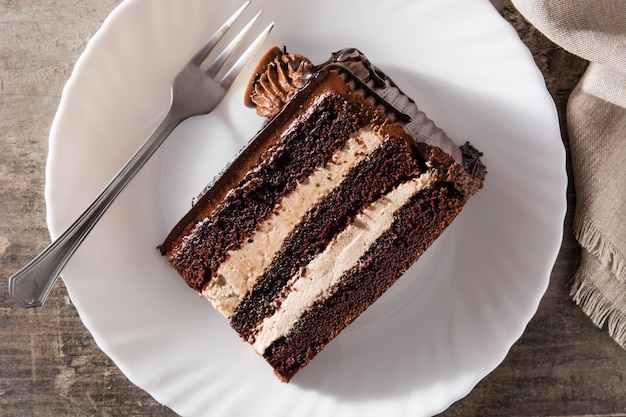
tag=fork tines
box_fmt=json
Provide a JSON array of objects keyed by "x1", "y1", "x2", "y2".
[{"x1": 193, "y1": 2, "x2": 275, "y2": 89}]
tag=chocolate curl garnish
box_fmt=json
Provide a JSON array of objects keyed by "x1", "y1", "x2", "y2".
[{"x1": 460, "y1": 142, "x2": 487, "y2": 181}]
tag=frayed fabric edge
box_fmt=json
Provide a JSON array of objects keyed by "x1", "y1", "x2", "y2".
[
  {"x1": 574, "y1": 213, "x2": 626, "y2": 282},
  {"x1": 571, "y1": 274, "x2": 626, "y2": 349}
]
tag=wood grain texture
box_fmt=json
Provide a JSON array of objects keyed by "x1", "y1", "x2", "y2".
[{"x1": 0, "y1": 1, "x2": 624, "y2": 416}]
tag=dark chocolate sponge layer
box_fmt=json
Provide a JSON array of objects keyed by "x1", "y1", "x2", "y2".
[
  {"x1": 170, "y1": 94, "x2": 363, "y2": 292},
  {"x1": 231, "y1": 135, "x2": 420, "y2": 341},
  {"x1": 263, "y1": 186, "x2": 464, "y2": 382}
]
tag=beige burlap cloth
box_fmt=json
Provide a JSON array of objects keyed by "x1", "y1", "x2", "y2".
[{"x1": 512, "y1": 0, "x2": 626, "y2": 347}]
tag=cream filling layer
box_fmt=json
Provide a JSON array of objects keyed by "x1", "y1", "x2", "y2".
[
  {"x1": 252, "y1": 171, "x2": 435, "y2": 354},
  {"x1": 203, "y1": 127, "x2": 387, "y2": 317}
]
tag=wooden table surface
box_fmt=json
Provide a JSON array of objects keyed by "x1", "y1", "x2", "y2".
[{"x1": 2, "y1": 1, "x2": 625, "y2": 416}]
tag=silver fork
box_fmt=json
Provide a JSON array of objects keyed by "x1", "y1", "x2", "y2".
[{"x1": 8, "y1": 2, "x2": 274, "y2": 308}]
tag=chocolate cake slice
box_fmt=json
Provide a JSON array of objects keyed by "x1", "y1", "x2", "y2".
[{"x1": 160, "y1": 47, "x2": 486, "y2": 382}]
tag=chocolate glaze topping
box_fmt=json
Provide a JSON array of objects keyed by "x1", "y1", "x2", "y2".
[{"x1": 322, "y1": 49, "x2": 412, "y2": 122}]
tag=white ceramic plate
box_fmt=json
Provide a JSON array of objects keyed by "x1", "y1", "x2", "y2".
[{"x1": 45, "y1": 0, "x2": 566, "y2": 416}]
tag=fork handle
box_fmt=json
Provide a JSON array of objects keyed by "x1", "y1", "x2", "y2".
[{"x1": 8, "y1": 104, "x2": 183, "y2": 308}]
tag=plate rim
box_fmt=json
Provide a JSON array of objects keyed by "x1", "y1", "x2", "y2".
[{"x1": 44, "y1": 0, "x2": 566, "y2": 416}]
